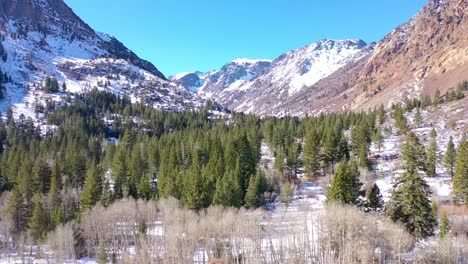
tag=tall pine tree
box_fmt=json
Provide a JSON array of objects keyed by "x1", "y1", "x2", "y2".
[
  {"x1": 365, "y1": 183, "x2": 384, "y2": 212},
  {"x1": 28, "y1": 194, "x2": 48, "y2": 242},
  {"x1": 453, "y1": 140, "x2": 467, "y2": 205},
  {"x1": 443, "y1": 136, "x2": 456, "y2": 179},
  {"x1": 326, "y1": 160, "x2": 362, "y2": 204},
  {"x1": 386, "y1": 132, "x2": 436, "y2": 238}
]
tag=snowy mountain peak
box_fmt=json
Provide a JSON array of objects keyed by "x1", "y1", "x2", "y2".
[
  {"x1": 231, "y1": 58, "x2": 272, "y2": 65},
  {"x1": 209, "y1": 39, "x2": 374, "y2": 115},
  {"x1": 253, "y1": 38, "x2": 370, "y2": 95},
  {"x1": 0, "y1": 0, "x2": 205, "y2": 118},
  {"x1": 170, "y1": 58, "x2": 272, "y2": 97}
]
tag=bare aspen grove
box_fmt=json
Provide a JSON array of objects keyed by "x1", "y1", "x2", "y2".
[{"x1": 0, "y1": 196, "x2": 460, "y2": 263}]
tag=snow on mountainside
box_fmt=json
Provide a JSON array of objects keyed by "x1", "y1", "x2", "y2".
[
  {"x1": 264, "y1": 39, "x2": 368, "y2": 96},
  {"x1": 216, "y1": 39, "x2": 373, "y2": 115},
  {"x1": 170, "y1": 58, "x2": 271, "y2": 98},
  {"x1": 0, "y1": 0, "x2": 203, "y2": 119}
]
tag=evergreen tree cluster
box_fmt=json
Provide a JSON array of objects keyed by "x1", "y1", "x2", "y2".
[
  {"x1": 0, "y1": 86, "x2": 465, "y2": 244},
  {"x1": 0, "y1": 41, "x2": 7, "y2": 62},
  {"x1": 43, "y1": 76, "x2": 60, "y2": 93},
  {"x1": 0, "y1": 68, "x2": 12, "y2": 100}
]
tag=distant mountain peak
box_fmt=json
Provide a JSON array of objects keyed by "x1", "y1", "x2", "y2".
[
  {"x1": 171, "y1": 58, "x2": 272, "y2": 96},
  {"x1": 231, "y1": 58, "x2": 272, "y2": 65}
]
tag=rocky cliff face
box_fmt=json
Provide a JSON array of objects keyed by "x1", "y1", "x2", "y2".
[{"x1": 347, "y1": 0, "x2": 468, "y2": 110}]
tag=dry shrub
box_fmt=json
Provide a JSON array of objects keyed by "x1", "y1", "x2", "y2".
[
  {"x1": 440, "y1": 205, "x2": 468, "y2": 238},
  {"x1": 47, "y1": 223, "x2": 75, "y2": 262},
  {"x1": 314, "y1": 204, "x2": 414, "y2": 264},
  {"x1": 415, "y1": 235, "x2": 468, "y2": 264}
]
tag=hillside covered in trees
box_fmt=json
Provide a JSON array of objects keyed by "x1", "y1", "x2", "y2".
[{"x1": 0, "y1": 83, "x2": 466, "y2": 263}]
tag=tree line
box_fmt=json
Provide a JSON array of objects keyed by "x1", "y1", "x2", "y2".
[{"x1": 0, "y1": 85, "x2": 466, "y2": 247}]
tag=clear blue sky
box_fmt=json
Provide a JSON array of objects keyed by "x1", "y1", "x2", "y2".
[{"x1": 65, "y1": 0, "x2": 427, "y2": 77}]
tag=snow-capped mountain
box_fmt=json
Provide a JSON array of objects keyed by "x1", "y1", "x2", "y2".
[
  {"x1": 170, "y1": 58, "x2": 271, "y2": 98},
  {"x1": 211, "y1": 39, "x2": 374, "y2": 115},
  {"x1": 170, "y1": 71, "x2": 213, "y2": 92},
  {"x1": 216, "y1": 0, "x2": 467, "y2": 116},
  {"x1": 0, "y1": 0, "x2": 204, "y2": 118}
]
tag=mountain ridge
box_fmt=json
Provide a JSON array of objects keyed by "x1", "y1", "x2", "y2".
[
  {"x1": 171, "y1": 0, "x2": 467, "y2": 116},
  {"x1": 0, "y1": 0, "x2": 204, "y2": 118}
]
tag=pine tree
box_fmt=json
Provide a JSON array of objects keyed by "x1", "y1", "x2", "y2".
[
  {"x1": 285, "y1": 142, "x2": 300, "y2": 179},
  {"x1": 183, "y1": 150, "x2": 209, "y2": 210},
  {"x1": 280, "y1": 182, "x2": 293, "y2": 205},
  {"x1": 32, "y1": 159, "x2": 52, "y2": 194},
  {"x1": 303, "y1": 129, "x2": 321, "y2": 178},
  {"x1": 322, "y1": 129, "x2": 339, "y2": 173},
  {"x1": 386, "y1": 132, "x2": 436, "y2": 238},
  {"x1": 443, "y1": 136, "x2": 456, "y2": 179},
  {"x1": 244, "y1": 170, "x2": 267, "y2": 208},
  {"x1": 439, "y1": 211, "x2": 450, "y2": 239},
  {"x1": 213, "y1": 170, "x2": 243, "y2": 208},
  {"x1": 113, "y1": 149, "x2": 129, "y2": 199},
  {"x1": 371, "y1": 128, "x2": 384, "y2": 152},
  {"x1": 358, "y1": 143, "x2": 370, "y2": 168},
  {"x1": 138, "y1": 174, "x2": 153, "y2": 200},
  {"x1": 6, "y1": 187, "x2": 30, "y2": 241},
  {"x1": 351, "y1": 120, "x2": 371, "y2": 168},
  {"x1": 28, "y1": 194, "x2": 48, "y2": 242},
  {"x1": 414, "y1": 108, "x2": 422, "y2": 127},
  {"x1": 129, "y1": 146, "x2": 147, "y2": 192},
  {"x1": 80, "y1": 165, "x2": 101, "y2": 211},
  {"x1": 401, "y1": 132, "x2": 426, "y2": 174},
  {"x1": 274, "y1": 147, "x2": 285, "y2": 175},
  {"x1": 377, "y1": 104, "x2": 385, "y2": 125},
  {"x1": 17, "y1": 158, "x2": 34, "y2": 203},
  {"x1": 326, "y1": 160, "x2": 362, "y2": 204},
  {"x1": 426, "y1": 138, "x2": 438, "y2": 177},
  {"x1": 236, "y1": 134, "x2": 256, "y2": 192},
  {"x1": 52, "y1": 206, "x2": 63, "y2": 228},
  {"x1": 431, "y1": 200, "x2": 438, "y2": 224},
  {"x1": 157, "y1": 147, "x2": 177, "y2": 199},
  {"x1": 453, "y1": 140, "x2": 468, "y2": 205},
  {"x1": 337, "y1": 134, "x2": 350, "y2": 162},
  {"x1": 365, "y1": 183, "x2": 384, "y2": 212},
  {"x1": 70, "y1": 150, "x2": 87, "y2": 189},
  {"x1": 393, "y1": 106, "x2": 408, "y2": 135},
  {"x1": 244, "y1": 176, "x2": 259, "y2": 208}
]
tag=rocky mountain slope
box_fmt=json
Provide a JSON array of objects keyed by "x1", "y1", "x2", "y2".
[
  {"x1": 175, "y1": 0, "x2": 466, "y2": 116},
  {"x1": 170, "y1": 58, "x2": 271, "y2": 97},
  {"x1": 225, "y1": 39, "x2": 375, "y2": 116},
  {"x1": 172, "y1": 39, "x2": 374, "y2": 116},
  {"x1": 348, "y1": 0, "x2": 468, "y2": 111},
  {"x1": 0, "y1": 0, "x2": 203, "y2": 118}
]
